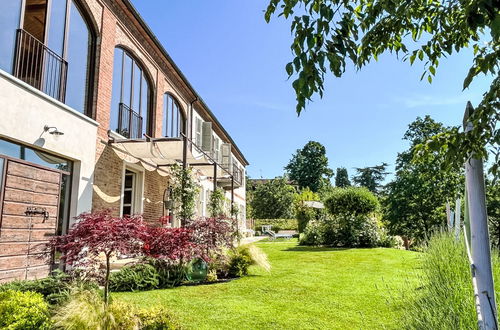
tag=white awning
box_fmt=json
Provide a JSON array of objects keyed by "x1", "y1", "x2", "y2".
[{"x1": 109, "y1": 138, "x2": 218, "y2": 177}]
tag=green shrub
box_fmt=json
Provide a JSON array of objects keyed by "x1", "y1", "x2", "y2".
[
  {"x1": 229, "y1": 247, "x2": 253, "y2": 277},
  {"x1": 0, "y1": 270, "x2": 98, "y2": 305},
  {"x1": 398, "y1": 231, "x2": 486, "y2": 329},
  {"x1": 0, "y1": 290, "x2": 52, "y2": 329},
  {"x1": 300, "y1": 215, "x2": 381, "y2": 247},
  {"x1": 228, "y1": 245, "x2": 271, "y2": 277},
  {"x1": 109, "y1": 263, "x2": 160, "y2": 292},
  {"x1": 148, "y1": 259, "x2": 189, "y2": 288},
  {"x1": 324, "y1": 187, "x2": 379, "y2": 216},
  {"x1": 136, "y1": 307, "x2": 181, "y2": 329},
  {"x1": 0, "y1": 270, "x2": 68, "y2": 305},
  {"x1": 53, "y1": 288, "x2": 139, "y2": 329}
]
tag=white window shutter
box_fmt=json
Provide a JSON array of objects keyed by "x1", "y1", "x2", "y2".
[
  {"x1": 201, "y1": 122, "x2": 213, "y2": 152},
  {"x1": 195, "y1": 118, "x2": 202, "y2": 146},
  {"x1": 221, "y1": 143, "x2": 232, "y2": 171}
]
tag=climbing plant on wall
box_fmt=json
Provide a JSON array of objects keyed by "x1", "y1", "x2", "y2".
[
  {"x1": 170, "y1": 164, "x2": 199, "y2": 222},
  {"x1": 208, "y1": 188, "x2": 226, "y2": 218}
]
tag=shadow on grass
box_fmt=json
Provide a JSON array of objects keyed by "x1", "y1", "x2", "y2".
[{"x1": 284, "y1": 246, "x2": 350, "y2": 252}]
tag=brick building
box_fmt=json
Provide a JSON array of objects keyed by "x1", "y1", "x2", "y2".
[{"x1": 0, "y1": 0, "x2": 248, "y2": 282}]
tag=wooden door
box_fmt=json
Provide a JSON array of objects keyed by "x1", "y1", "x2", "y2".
[{"x1": 0, "y1": 159, "x2": 61, "y2": 283}]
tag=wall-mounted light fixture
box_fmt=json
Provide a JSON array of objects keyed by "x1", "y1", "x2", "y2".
[{"x1": 44, "y1": 125, "x2": 64, "y2": 136}]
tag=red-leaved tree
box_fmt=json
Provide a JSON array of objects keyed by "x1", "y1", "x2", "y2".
[
  {"x1": 47, "y1": 211, "x2": 149, "y2": 304},
  {"x1": 144, "y1": 227, "x2": 200, "y2": 262},
  {"x1": 185, "y1": 218, "x2": 235, "y2": 258}
]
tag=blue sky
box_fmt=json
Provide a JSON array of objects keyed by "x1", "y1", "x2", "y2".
[{"x1": 130, "y1": 0, "x2": 493, "y2": 182}]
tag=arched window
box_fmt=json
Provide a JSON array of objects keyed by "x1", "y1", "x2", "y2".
[
  {"x1": 65, "y1": 1, "x2": 95, "y2": 114},
  {"x1": 163, "y1": 94, "x2": 185, "y2": 138},
  {"x1": 0, "y1": 0, "x2": 95, "y2": 114},
  {"x1": 110, "y1": 47, "x2": 151, "y2": 139}
]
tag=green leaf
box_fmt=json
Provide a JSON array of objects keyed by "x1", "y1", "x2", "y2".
[
  {"x1": 409, "y1": 53, "x2": 416, "y2": 65},
  {"x1": 429, "y1": 66, "x2": 436, "y2": 75},
  {"x1": 286, "y1": 62, "x2": 294, "y2": 76}
]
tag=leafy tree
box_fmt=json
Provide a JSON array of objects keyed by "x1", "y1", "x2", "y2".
[
  {"x1": 352, "y1": 163, "x2": 389, "y2": 194},
  {"x1": 285, "y1": 141, "x2": 333, "y2": 192},
  {"x1": 384, "y1": 116, "x2": 463, "y2": 248},
  {"x1": 47, "y1": 212, "x2": 148, "y2": 304},
  {"x1": 265, "y1": 0, "x2": 499, "y2": 176},
  {"x1": 335, "y1": 167, "x2": 351, "y2": 187},
  {"x1": 250, "y1": 177, "x2": 297, "y2": 219}
]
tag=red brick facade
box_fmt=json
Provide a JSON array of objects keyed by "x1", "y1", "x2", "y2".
[{"x1": 84, "y1": 0, "x2": 247, "y2": 222}]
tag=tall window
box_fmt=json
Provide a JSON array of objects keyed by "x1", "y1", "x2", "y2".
[
  {"x1": 111, "y1": 47, "x2": 151, "y2": 139},
  {"x1": 1, "y1": 0, "x2": 95, "y2": 114},
  {"x1": 163, "y1": 94, "x2": 185, "y2": 138}
]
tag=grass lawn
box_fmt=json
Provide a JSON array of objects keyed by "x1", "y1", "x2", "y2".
[{"x1": 116, "y1": 240, "x2": 420, "y2": 329}]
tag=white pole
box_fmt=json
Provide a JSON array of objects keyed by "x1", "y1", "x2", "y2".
[
  {"x1": 455, "y1": 198, "x2": 461, "y2": 241},
  {"x1": 464, "y1": 101, "x2": 497, "y2": 330}
]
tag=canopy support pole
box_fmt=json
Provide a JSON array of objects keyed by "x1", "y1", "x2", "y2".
[
  {"x1": 181, "y1": 134, "x2": 188, "y2": 227},
  {"x1": 213, "y1": 163, "x2": 217, "y2": 191}
]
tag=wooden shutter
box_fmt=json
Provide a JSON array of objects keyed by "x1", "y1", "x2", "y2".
[
  {"x1": 221, "y1": 143, "x2": 232, "y2": 172},
  {"x1": 201, "y1": 122, "x2": 213, "y2": 152}
]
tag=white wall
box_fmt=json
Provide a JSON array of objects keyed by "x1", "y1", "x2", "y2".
[{"x1": 0, "y1": 70, "x2": 98, "y2": 220}]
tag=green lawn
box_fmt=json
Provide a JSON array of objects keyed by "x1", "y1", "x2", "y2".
[{"x1": 116, "y1": 240, "x2": 420, "y2": 329}]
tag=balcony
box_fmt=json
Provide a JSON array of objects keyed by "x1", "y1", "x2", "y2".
[
  {"x1": 218, "y1": 165, "x2": 243, "y2": 189},
  {"x1": 13, "y1": 29, "x2": 67, "y2": 103},
  {"x1": 117, "y1": 103, "x2": 143, "y2": 139}
]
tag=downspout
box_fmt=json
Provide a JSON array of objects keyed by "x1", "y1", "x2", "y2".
[{"x1": 189, "y1": 97, "x2": 198, "y2": 152}]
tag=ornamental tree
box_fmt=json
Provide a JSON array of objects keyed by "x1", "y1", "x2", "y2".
[
  {"x1": 186, "y1": 217, "x2": 235, "y2": 258},
  {"x1": 47, "y1": 211, "x2": 149, "y2": 304},
  {"x1": 143, "y1": 227, "x2": 199, "y2": 262}
]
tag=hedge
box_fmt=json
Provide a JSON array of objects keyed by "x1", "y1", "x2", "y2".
[{"x1": 253, "y1": 219, "x2": 298, "y2": 232}]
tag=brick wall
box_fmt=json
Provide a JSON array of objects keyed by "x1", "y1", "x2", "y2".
[{"x1": 85, "y1": 0, "x2": 245, "y2": 224}]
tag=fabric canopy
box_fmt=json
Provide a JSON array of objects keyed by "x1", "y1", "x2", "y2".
[{"x1": 109, "y1": 138, "x2": 227, "y2": 178}]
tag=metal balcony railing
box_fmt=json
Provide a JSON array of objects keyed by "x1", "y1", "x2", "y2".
[
  {"x1": 13, "y1": 29, "x2": 67, "y2": 102},
  {"x1": 117, "y1": 103, "x2": 143, "y2": 139}
]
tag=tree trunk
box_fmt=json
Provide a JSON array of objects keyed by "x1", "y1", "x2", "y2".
[
  {"x1": 104, "y1": 253, "x2": 111, "y2": 305},
  {"x1": 402, "y1": 236, "x2": 410, "y2": 250}
]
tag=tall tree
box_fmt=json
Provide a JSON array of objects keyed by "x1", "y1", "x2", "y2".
[
  {"x1": 285, "y1": 141, "x2": 333, "y2": 192},
  {"x1": 384, "y1": 116, "x2": 463, "y2": 247},
  {"x1": 335, "y1": 167, "x2": 351, "y2": 187},
  {"x1": 352, "y1": 163, "x2": 388, "y2": 193},
  {"x1": 250, "y1": 177, "x2": 297, "y2": 219},
  {"x1": 265, "y1": 0, "x2": 499, "y2": 177}
]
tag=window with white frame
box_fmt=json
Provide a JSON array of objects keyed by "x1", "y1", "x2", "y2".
[{"x1": 121, "y1": 168, "x2": 143, "y2": 216}]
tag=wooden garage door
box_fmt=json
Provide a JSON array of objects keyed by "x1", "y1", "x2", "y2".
[{"x1": 0, "y1": 160, "x2": 61, "y2": 283}]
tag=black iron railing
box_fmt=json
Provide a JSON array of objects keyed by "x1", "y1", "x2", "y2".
[
  {"x1": 13, "y1": 29, "x2": 67, "y2": 102},
  {"x1": 117, "y1": 103, "x2": 143, "y2": 139}
]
